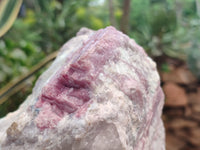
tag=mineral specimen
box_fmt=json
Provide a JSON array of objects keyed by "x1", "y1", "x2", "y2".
[{"x1": 0, "y1": 26, "x2": 165, "y2": 150}]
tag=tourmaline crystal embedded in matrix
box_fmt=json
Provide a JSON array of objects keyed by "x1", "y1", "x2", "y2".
[{"x1": 0, "y1": 26, "x2": 165, "y2": 150}]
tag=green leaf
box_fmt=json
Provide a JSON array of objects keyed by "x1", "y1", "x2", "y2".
[
  {"x1": 9, "y1": 48, "x2": 27, "y2": 61},
  {"x1": 0, "y1": 0, "x2": 23, "y2": 37}
]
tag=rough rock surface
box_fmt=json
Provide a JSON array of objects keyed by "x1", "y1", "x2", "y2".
[{"x1": 0, "y1": 26, "x2": 165, "y2": 150}]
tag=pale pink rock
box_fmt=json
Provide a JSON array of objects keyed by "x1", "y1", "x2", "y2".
[{"x1": 0, "y1": 27, "x2": 165, "y2": 150}]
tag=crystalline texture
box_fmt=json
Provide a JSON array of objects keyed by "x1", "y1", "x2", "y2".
[{"x1": 0, "y1": 27, "x2": 165, "y2": 150}]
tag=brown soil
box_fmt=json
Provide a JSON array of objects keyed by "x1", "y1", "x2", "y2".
[{"x1": 156, "y1": 56, "x2": 200, "y2": 150}]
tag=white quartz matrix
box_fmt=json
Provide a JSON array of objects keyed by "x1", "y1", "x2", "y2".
[{"x1": 0, "y1": 26, "x2": 165, "y2": 150}]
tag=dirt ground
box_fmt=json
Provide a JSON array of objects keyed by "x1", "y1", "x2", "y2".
[{"x1": 155, "y1": 56, "x2": 200, "y2": 150}]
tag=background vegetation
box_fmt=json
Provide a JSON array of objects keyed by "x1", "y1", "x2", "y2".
[{"x1": 0, "y1": 0, "x2": 200, "y2": 117}]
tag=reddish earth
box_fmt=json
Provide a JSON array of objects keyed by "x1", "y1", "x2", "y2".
[{"x1": 156, "y1": 56, "x2": 200, "y2": 150}]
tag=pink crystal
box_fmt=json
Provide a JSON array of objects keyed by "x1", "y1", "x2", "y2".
[{"x1": 0, "y1": 27, "x2": 165, "y2": 150}]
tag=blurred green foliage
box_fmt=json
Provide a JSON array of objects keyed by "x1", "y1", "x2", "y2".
[
  {"x1": 0, "y1": 18, "x2": 44, "y2": 88},
  {"x1": 188, "y1": 47, "x2": 200, "y2": 79},
  {"x1": 0, "y1": 0, "x2": 108, "y2": 88},
  {"x1": 187, "y1": 18, "x2": 200, "y2": 79},
  {"x1": 0, "y1": 0, "x2": 200, "y2": 116}
]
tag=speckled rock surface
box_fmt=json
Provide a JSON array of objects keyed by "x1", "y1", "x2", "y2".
[{"x1": 0, "y1": 26, "x2": 165, "y2": 150}]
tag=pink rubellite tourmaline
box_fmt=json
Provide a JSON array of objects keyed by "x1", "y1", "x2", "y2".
[{"x1": 0, "y1": 26, "x2": 165, "y2": 150}]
